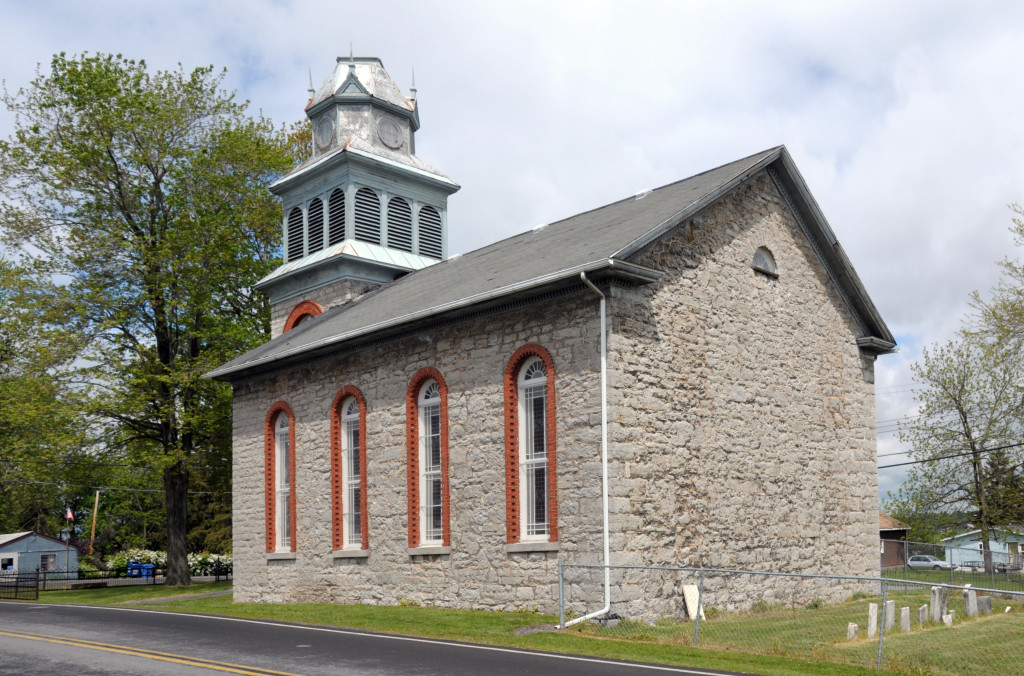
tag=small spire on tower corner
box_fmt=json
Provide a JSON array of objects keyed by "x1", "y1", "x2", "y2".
[{"x1": 307, "y1": 68, "x2": 315, "y2": 97}]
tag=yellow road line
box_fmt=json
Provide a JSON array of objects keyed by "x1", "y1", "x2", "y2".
[{"x1": 0, "y1": 629, "x2": 304, "y2": 676}]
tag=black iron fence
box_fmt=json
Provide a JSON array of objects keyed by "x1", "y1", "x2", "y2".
[{"x1": 0, "y1": 572, "x2": 39, "y2": 600}]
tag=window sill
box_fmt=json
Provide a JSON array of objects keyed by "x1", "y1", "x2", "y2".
[
  {"x1": 333, "y1": 549, "x2": 369, "y2": 559},
  {"x1": 505, "y1": 541, "x2": 559, "y2": 553},
  {"x1": 408, "y1": 546, "x2": 451, "y2": 557},
  {"x1": 266, "y1": 552, "x2": 296, "y2": 561}
]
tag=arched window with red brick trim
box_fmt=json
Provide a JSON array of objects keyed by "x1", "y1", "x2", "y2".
[
  {"x1": 406, "y1": 368, "x2": 449, "y2": 548},
  {"x1": 504, "y1": 345, "x2": 558, "y2": 543},
  {"x1": 283, "y1": 300, "x2": 324, "y2": 333},
  {"x1": 330, "y1": 386, "x2": 368, "y2": 551},
  {"x1": 264, "y1": 402, "x2": 297, "y2": 553}
]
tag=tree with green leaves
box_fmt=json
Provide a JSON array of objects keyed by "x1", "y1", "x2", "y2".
[
  {"x1": 889, "y1": 333, "x2": 1024, "y2": 572},
  {"x1": 0, "y1": 53, "x2": 293, "y2": 583},
  {"x1": 0, "y1": 258, "x2": 96, "y2": 537}
]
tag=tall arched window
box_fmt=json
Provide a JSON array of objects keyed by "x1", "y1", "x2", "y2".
[
  {"x1": 504, "y1": 345, "x2": 558, "y2": 543},
  {"x1": 264, "y1": 403, "x2": 297, "y2": 553},
  {"x1": 331, "y1": 387, "x2": 368, "y2": 551},
  {"x1": 406, "y1": 368, "x2": 449, "y2": 548}
]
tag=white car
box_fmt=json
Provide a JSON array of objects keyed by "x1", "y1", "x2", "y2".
[{"x1": 907, "y1": 555, "x2": 956, "y2": 571}]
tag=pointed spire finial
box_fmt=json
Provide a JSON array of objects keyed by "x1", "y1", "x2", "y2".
[
  {"x1": 411, "y1": 67, "x2": 417, "y2": 92},
  {"x1": 307, "y1": 68, "x2": 315, "y2": 97},
  {"x1": 349, "y1": 42, "x2": 353, "y2": 62}
]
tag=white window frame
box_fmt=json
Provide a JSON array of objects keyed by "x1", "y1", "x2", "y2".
[
  {"x1": 39, "y1": 553, "x2": 57, "y2": 572},
  {"x1": 418, "y1": 380, "x2": 443, "y2": 545},
  {"x1": 341, "y1": 397, "x2": 362, "y2": 549},
  {"x1": 274, "y1": 413, "x2": 292, "y2": 552},
  {"x1": 518, "y1": 357, "x2": 549, "y2": 540}
]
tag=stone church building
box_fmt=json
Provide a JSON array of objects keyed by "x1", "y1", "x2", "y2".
[{"x1": 209, "y1": 56, "x2": 895, "y2": 611}]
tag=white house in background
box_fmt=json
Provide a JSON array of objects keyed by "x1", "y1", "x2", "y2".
[
  {"x1": 0, "y1": 531, "x2": 77, "y2": 572},
  {"x1": 942, "y1": 529, "x2": 1024, "y2": 568}
]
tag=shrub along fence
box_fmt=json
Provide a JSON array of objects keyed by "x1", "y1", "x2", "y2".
[{"x1": 558, "y1": 562, "x2": 1024, "y2": 675}]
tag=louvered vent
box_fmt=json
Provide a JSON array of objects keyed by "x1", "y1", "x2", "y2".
[
  {"x1": 387, "y1": 197, "x2": 413, "y2": 252},
  {"x1": 286, "y1": 207, "x2": 304, "y2": 262},
  {"x1": 328, "y1": 189, "x2": 346, "y2": 245},
  {"x1": 354, "y1": 188, "x2": 381, "y2": 245},
  {"x1": 418, "y1": 206, "x2": 443, "y2": 259},
  {"x1": 307, "y1": 198, "x2": 324, "y2": 254}
]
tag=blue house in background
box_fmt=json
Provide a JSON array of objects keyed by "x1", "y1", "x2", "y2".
[
  {"x1": 0, "y1": 532, "x2": 77, "y2": 572},
  {"x1": 942, "y1": 528, "x2": 1024, "y2": 569}
]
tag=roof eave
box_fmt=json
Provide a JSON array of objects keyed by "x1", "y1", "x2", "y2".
[
  {"x1": 770, "y1": 149, "x2": 897, "y2": 350},
  {"x1": 270, "y1": 146, "x2": 458, "y2": 195},
  {"x1": 206, "y1": 258, "x2": 661, "y2": 382}
]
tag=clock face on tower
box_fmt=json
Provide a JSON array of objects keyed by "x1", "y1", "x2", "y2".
[
  {"x1": 314, "y1": 114, "x2": 335, "y2": 151},
  {"x1": 377, "y1": 117, "x2": 404, "y2": 150}
]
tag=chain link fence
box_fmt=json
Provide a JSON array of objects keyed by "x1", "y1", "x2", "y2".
[
  {"x1": 558, "y1": 563, "x2": 1024, "y2": 675},
  {"x1": 882, "y1": 539, "x2": 1024, "y2": 591}
]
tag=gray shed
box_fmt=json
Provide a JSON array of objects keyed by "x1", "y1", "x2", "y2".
[{"x1": 0, "y1": 531, "x2": 78, "y2": 572}]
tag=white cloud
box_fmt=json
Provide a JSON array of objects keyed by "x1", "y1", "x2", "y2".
[{"x1": 4, "y1": 0, "x2": 1024, "y2": 505}]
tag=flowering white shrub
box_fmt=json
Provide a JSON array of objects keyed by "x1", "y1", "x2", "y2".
[{"x1": 109, "y1": 550, "x2": 231, "y2": 575}]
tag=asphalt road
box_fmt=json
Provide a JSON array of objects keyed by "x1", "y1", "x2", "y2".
[{"x1": 0, "y1": 602, "x2": 752, "y2": 675}]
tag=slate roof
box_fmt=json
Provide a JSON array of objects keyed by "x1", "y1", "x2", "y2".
[{"x1": 208, "y1": 146, "x2": 895, "y2": 381}]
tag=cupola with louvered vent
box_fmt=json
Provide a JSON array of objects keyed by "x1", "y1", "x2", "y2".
[{"x1": 256, "y1": 55, "x2": 460, "y2": 337}]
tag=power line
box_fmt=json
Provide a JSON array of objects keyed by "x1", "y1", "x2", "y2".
[{"x1": 878, "y1": 440, "x2": 1024, "y2": 470}]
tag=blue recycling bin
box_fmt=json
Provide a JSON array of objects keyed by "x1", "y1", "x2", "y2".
[{"x1": 141, "y1": 563, "x2": 154, "y2": 578}]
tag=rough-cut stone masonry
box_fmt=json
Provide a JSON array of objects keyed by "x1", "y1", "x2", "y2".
[
  {"x1": 234, "y1": 169, "x2": 881, "y2": 615},
  {"x1": 605, "y1": 172, "x2": 878, "y2": 615},
  {"x1": 234, "y1": 293, "x2": 605, "y2": 610},
  {"x1": 270, "y1": 278, "x2": 380, "y2": 337}
]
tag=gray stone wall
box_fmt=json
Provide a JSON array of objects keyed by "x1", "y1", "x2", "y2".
[
  {"x1": 269, "y1": 278, "x2": 380, "y2": 337},
  {"x1": 605, "y1": 171, "x2": 879, "y2": 612},
  {"x1": 234, "y1": 292, "x2": 607, "y2": 610},
  {"x1": 234, "y1": 170, "x2": 882, "y2": 614}
]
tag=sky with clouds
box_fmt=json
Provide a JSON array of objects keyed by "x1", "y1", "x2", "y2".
[{"x1": 2, "y1": 0, "x2": 1023, "y2": 502}]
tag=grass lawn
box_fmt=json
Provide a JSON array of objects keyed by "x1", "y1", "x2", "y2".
[
  {"x1": 26, "y1": 581, "x2": 887, "y2": 675},
  {"x1": 33, "y1": 581, "x2": 1024, "y2": 675}
]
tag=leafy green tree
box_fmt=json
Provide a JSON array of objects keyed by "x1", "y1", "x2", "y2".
[
  {"x1": 0, "y1": 258, "x2": 98, "y2": 538},
  {"x1": 0, "y1": 53, "x2": 293, "y2": 583},
  {"x1": 889, "y1": 333, "x2": 1024, "y2": 572}
]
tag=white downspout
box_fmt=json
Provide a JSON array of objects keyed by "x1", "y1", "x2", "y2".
[{"x1": 563, "y1": 271, "x2": 610, "y2": 627}]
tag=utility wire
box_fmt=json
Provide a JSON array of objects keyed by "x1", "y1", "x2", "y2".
[{"x1": 878, "y1": 440, "x2": 1024, "y2": 469}]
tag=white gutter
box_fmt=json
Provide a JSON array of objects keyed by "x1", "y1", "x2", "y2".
[{"x1": 562, "y1": 271, "x2": 610, "y2": 627}]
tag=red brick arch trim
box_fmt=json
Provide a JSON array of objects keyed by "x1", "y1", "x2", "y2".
[
  {"x1": 406, "y1": 367, "x2": 450, "y2": 549},
  {"x1": 283, "y1": 300, "x2": 324, "y2": 333},
  {"x1": 504, "y1": 344, "x2": 558, "y2": 543},
  {"x1": 264, "y1": 401, "x2": 297, "y2": 553},
  {"x1": 330, "y1": 386, "x2": 369, "y2": 551}
]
